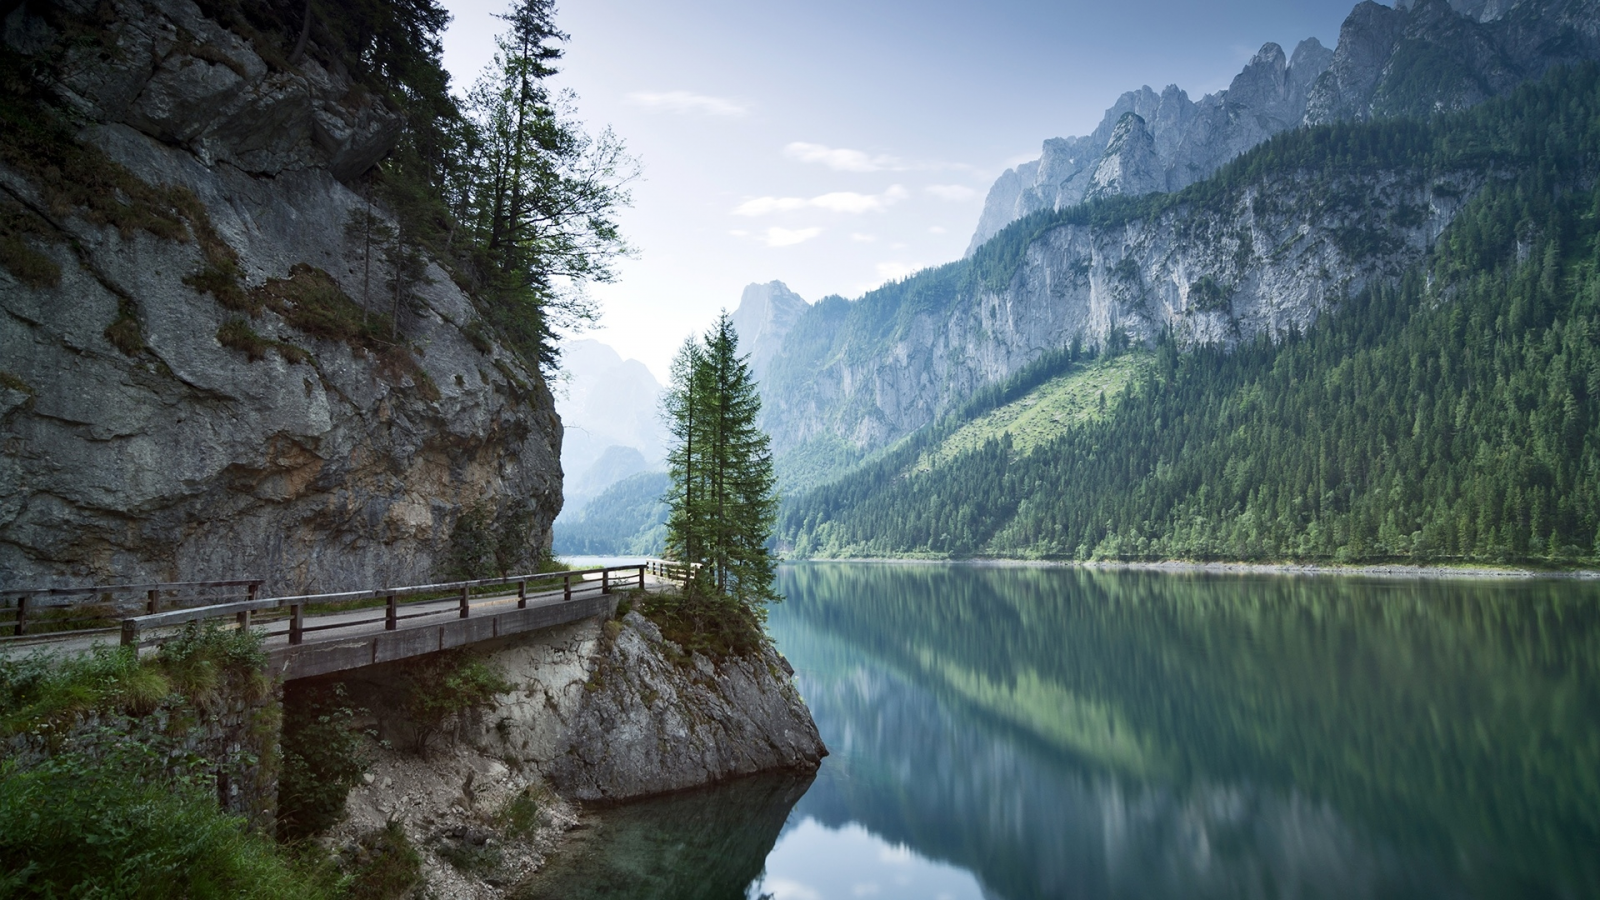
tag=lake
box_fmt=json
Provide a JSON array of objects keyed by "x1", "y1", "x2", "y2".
[{"x1": 522, "y1": 563, "x2": 1600, "y2": 900}]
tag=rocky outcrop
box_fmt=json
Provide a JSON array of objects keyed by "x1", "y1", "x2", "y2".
[
  {"x1": 347, "y1": 611, "x2": 825, "y2": 805},
  {"x1": 0, "y1": 0, "x2": 561, "y2": 592},
  {"x1": 728, "y1": 280, "x2": 810, "y2": 384},
  {"x1": 500, "y1": 612, "x2": 823, "y2": 802},
  {"x1": 1086, "y1": 114, "x2": 1163, "y2": 201}
]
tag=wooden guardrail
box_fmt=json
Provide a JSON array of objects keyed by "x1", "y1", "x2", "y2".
[
  {"x1": 113, "y1": 560, "x2": 692, "y2": 648},
  {"x1": 2, "y1": 580, "x2": 264, "y2": 640}
]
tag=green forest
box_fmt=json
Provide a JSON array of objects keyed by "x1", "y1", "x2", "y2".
[{"x1": 780, "y1": 65, "x2": 1600, "y2": 566}]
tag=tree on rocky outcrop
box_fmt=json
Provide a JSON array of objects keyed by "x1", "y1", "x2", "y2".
[{"x1": 664, "y1": 314, "x2": 781, "y2": 629}]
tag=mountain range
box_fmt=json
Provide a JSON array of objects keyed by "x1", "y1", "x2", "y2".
[{"x1": 733, "y1": 0, "x2": 1600, "y2": 563}]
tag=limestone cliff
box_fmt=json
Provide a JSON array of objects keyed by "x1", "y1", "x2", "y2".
[
  {"x1": 968, "y1": 0, "x2": 1600, "y2": 252},
  {"x1": 967, "y1": 39, "x2": 1333, "y2": 252},
  {"x1": 762, "y1": 162, "x2": 1479, "y2": 455},
  {"x1": 0, "y1": 0, "x2": 561, "y2": 592}
]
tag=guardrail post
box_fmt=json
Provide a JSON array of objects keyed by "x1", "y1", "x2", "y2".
[
  {"x1": 147, "y1": 588, "x2": 160, "y2": 615},
  {"x1": 121, "y1": 618, "x2": 138, "y2": 647},
  {"x1": 460, "y1": 585, "x2": 470, "y2": 619},
  {"x1": 517, "y1": 580, "x2": 527, "y2": 609},
  {"x1": 236, "y1": 583, "x2": 257, "y2": 630},
  {"x1": 564, "y1": 574, "x2": 571, "y2": 602},
  {"x1": 637, "y1": 565, "x2": 645, "y2": 590},
  {"x1": 385, "y1": 594, "x2": 397, "y2": 630},
  {"x1": 14, "y1": 596, "x2": 25, "y2": 636},
  {"x1": 602, "y1": 569, "x2": 610, "y2": 595},
  {"x1": 290, "y1": 604, "x2": 303, "y2": 645}
]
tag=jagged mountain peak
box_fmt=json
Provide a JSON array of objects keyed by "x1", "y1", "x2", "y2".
[{"x1": 730, "y1": 281, "x2": 809, "y2": 382}]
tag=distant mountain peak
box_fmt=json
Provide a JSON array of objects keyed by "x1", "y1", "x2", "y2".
[{"x1": 730, "y1": 281, "x2": 809, "y2": 381}]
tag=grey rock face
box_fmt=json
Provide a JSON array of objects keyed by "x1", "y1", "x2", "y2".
[
  {"x1": 473, "y1": 614, "x2": 825, "y2": 803},
  {"x1": 967, "y1": 40, "x2": 1333, "y2": 253},
  {"x1": 36, "y1": 0, "x2": 401, "y2": 180},
  {"x1": 729, "y1": 281, "x2": 810, "y2": 384},
  {"x1": 0, "y1": 0, "x2": 560, "y2": 592},
  {"x1": 1087, "y1": 114, "x2": 1163, "y2": 201},
  {"x1": 1305, "y1": 0, "x2": 1600, "y2": 124},
  {"x1": 762, "y1": 165, "x2": 1480, "y2": 455}
]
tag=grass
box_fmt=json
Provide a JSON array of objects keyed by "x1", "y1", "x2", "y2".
[
  {"x1": 0, "y1": 624, "x2": 331, "y2": 898},
  {"x1": 916, "y1": 352, "x2": 1153, "y2": 471},
  {"x1": 0, "y1": 755, "x2": 341, "y2": 900},
  {"x1": 217, "y1": 318, "x2": 310, "y2": 364},
  {"x1": 0, "y1": 622, "x2": 267, "y2": 738},
  {"x1": 343, "y1": 822, "x2": 423, "y2": 900}
]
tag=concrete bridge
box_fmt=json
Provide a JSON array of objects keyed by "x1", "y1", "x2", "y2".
[{"x1": 2, "y1": 562, "x2": 689, "y2": 680}]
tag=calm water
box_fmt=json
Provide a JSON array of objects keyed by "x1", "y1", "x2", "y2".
[{"x1": 522, "y1": 563, "x2": 1600, "y2": 900}]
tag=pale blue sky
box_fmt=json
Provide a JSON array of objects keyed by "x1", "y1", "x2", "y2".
[{"x1": 440, "y1": 0, "x2": 1368, "y2": 379}]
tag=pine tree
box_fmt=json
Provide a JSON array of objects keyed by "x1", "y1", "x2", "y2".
[{"x1": 664, "y1": 313, "x2": 780, "y2": 620}]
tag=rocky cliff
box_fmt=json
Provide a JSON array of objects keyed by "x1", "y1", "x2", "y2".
[
  {"x1": 728, "y1": 280, "x2": 810, "y2": 384},
  {"x1": 0, "y1": 0, "x2": 561, "y2": 592},
  {"x1": 763, "y1": 160, "x2": 1479, "y2": 455},
  {"x1": 968, "y1": 0, "x2": 1600, "y2": 252},
  {"x1": 331, "y1": 609, "x2": 825, "y2": 895},
  {"x1": 967, "y1": 38, "x2": 1333, "y2": 252}
]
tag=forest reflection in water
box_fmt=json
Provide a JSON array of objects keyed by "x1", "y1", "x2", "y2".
[{"x1": 522, "y1": 564, "x2": 1600, "y2": 900}]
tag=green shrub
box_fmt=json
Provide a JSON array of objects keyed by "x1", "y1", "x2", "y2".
[
  {"x1": 0, "y1": 749, "x2": 337, "y2": 899},
  {"x1": 400, "y1": 650, "x2": 511, "y2": 754},
  {"x1": 343, "y1": 821, "x2": 422, "y2": 900},
  {"x1": 278, "y1": 683, "x2": 369, "y2": 840}
]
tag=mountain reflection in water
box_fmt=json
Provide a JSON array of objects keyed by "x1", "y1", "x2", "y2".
[{"x1": 522, "y1": 564, "x2": 1600, "y2": 900}]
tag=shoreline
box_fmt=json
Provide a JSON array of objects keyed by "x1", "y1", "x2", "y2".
[{"x1": 781, "y1": 556, "x2": 1600, "y2": 580}]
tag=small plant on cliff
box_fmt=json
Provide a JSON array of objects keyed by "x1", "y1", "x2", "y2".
[
  {"x1": 278, "y1": 683, "x2": 370, "y2": 840},
  {"x1": 399, "y1": 650, "x2": 512, "y2": 755}
]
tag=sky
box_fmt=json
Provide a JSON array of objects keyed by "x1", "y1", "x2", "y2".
[{"x1": 439, "y1": 0, "x2": 1370, "y2": 381}]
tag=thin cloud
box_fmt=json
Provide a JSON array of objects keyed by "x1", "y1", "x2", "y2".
[
  {"x1": 850, "y1": 232, "x2": 878, "y2": 242},
  {"x1": 876, "y1": 261, "x2": 921, "y2": 281},
  {"x1": 926, "y1": 183, "x2": 978, "y2": 201},
  {"x1": 764, "y1": 226, "x2": 823, "y2": 247},
  {"x1": 734, "y1": 185, "x2": 906, "y2": 217},
  {"x1": 784, "y1": 141, "x2": 904, "y2": 172},
  {"x1": 626, "y1": 90, "x2": 747, "y2": 116}
]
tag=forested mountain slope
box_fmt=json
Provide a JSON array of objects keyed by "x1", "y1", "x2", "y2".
[
  {"x1": 759, "y1": 0, "x2": 1600, "y2": 482},
  {"x1": 780, "y1": 66, "x2": 1600, "y2": 565}
]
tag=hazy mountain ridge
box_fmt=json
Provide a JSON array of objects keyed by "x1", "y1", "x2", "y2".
[{"x1": 969, "y1": 0, "x2": 1600, "y2": 252}]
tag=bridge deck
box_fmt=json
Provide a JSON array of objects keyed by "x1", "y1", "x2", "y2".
[{"x1": 3, "y1": 565, "x2": 682, "y2": 680}]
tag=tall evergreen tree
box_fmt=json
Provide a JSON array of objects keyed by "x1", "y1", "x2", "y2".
[
  {"x1": 458, "y1": 0, "x2": 635, "y2": 372},
  {"x1": 664, "y1": 314, "x2": 780, "y2": 616}
]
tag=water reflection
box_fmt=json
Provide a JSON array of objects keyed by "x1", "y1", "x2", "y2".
[
  {"x1": 517, "y1": 771, "x2": 813, "y2": 900},
  {"x1": 520, "y1": 565, "x2": 1600, "y2": 899},
  {"x1": 771, "y1": 564, "x2": 1600, "y2": 900}
]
